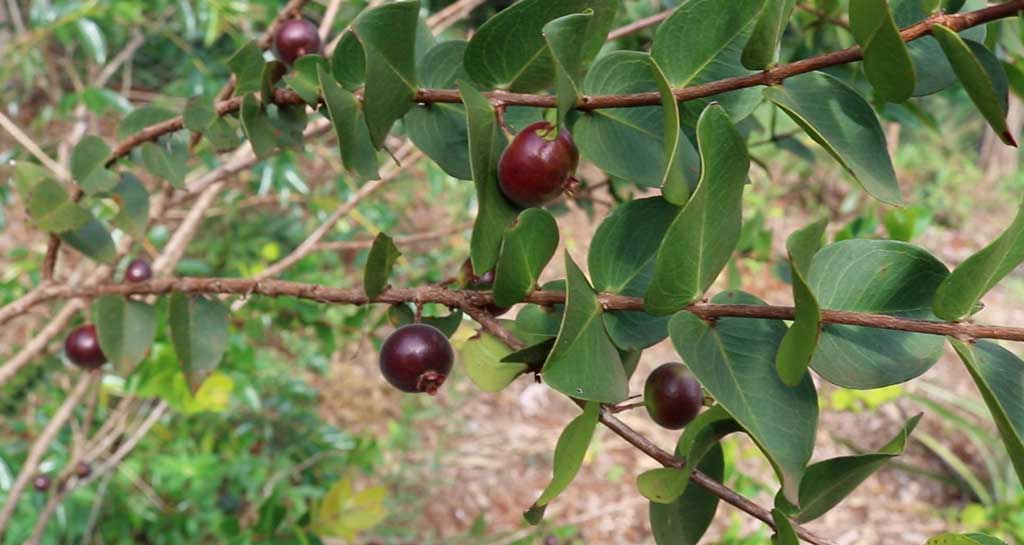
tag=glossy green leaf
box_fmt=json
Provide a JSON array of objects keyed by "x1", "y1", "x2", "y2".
[
  {"x1": 764, "y1": 72, "x2": 902, "y2": 205},
  {"x1": 283, "y1": 55, "x2": 327, "y2": 107},
  {"x1": 502, "y1": 338, "x2": 556, "y2": 366},
  {"x1": 75, "y1": 18, "x2": 107, "y2": 64},
  {"x1": 742, "y1": 0, "x2": 796, "y2": 70},
  {"x1": 543, "y1": 11, "x2": 593, "y2": 124},
  {"x1": 92, "y1": 295, "x2": 157, "y2": 375},
  {"x1": 269, "y1": 102, "x2": 307, "y2": 152},
  {"x1": 525, "y1": 401, "x2": 600, "y2": 522},
  {"x1": 776, "y1": 217, "x2": 827, "y2": 386},
  {"x1": 669, "y1": 291, "x2": 818, "y2": 503},
  {"x1": 907, "y1": 30, "x2": 983, "y2": 96},
  {"x1": 950, "y1": 339, "x2": 1024, "y2": 489},
  {"x1": 688, "y1": 403, "x2": 745, "y2": 460},
  {"x1": 183, "y1": 96, "x2": 217, "y2": 133},
  {"x1": 464, "y1": 0, "x2": 617, "y2": 93},
  {"x1": 61, "y1": 218, "x2": 116, "y2": 264},
  {"x1": 493, "y1": 209, "x2": 559, "y2": 307},
  {"x1": 645, "y1": 104, "x2": 749, "y2": 315},
  {"x1": 932, "y1": 25, "x2": 1015, "y2": 146},
  {"x1": 9, "y1": 161, "x2": 50, "y2": 198},
  {"x1": 649, "y1": 444, "x2": 724, "y2": 545},
  {"x1": 259, "y1": 60, "x2": 287, "y2": 107},
  {"x1": 771, "y1": 510, "x2": 799, "y2": 545},
  {"x1": 638, "y1": 468, "x2": 689, "y2": 505},
  {"x1": 459, "y1": 82, "x2": 519, "y2": 274},
  {"x1": 515, "y1": 299, "x2": 564, "y2": 346},
  {"x1": 110, "y1": 173, "x2": 149, "y2": 238},
  {"x1": 363, "y1": 233, "x2": 401, "y2": 299},
  {"x1": 809, "y1": 239, "x2": 948, "y2": 388},
  {"x1": 926, "y1": 533, "x2": 1009, "y2": 545},
  {"x1": 169, "y1": 293, "x2": 230, "y2": 392},
  {"x1": 573, "y1": 51, "x2": 700, "y2": 189},
  {"x1": 240, "y1": 94, "x2": 277, "y2": 158},
  {"x1": 205, "y1": 117, "x2": 241, "y2": 151},
  {"x1": 783, "y1": 414, "x2": 920, "y2": 521},
  {"x1": 850, "y1": 0, "x2": 916, "y2": 102},
  {"x1": 651, "y1": 0, "x2": 764, "y2": 124},
  {"x1": 26, "y1": 178, "x2": 92, "y2": 233},
  {"x1": 542, "y1": 252, "x2": 629, "y2": 403},
  {"x1": 640, "y1": 406, "x2": 743, "y2": 504},
  {"x1": 71, "y1": 135, "x2": 117, "y2": 194},
  {"x1": 649, "y1": 57, "x2": 688, "y2": 204},
  {"x1": 589, "y1": 197, "x2": 677, "y2": 349},
  {"x1": 934, "y1": 200, "x2": 1024, "y2": 320},
  {"x1": 461, "y1": 333, "x2": 528, "y2": 392},
  {"x1": 406, "y1": 41, "x2": 473, "y2": 180},
  {"x1": 226, "y1": 40, "x2": 265, "y2": 95},
  {"x1": 140, "y1": 139, "x2": 187, "y2": 189},
  {"x1": 331, "y1": 31, "x2": 365, "y2": 91},
  {"x1": 353, "y1": 1, "x2": 420, "y2": 148},
  {"x1": 319, "y1": 66, "x2": 379, "y2": 181}
]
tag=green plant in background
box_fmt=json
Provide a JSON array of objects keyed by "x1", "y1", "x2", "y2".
[{"x1": 3, "y1": 0, "x2": 1024, "y2": 544}]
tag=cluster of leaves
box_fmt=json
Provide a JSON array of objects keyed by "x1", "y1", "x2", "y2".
[{"x1": 7, "y1": 0, "x2": 1024, "y2": 543}]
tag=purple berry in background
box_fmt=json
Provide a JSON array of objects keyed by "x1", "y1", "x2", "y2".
[
  {"x1": 64, "y1": 324, "x2": 106, "y2": 369},
  {"x1": 124, "y1": 258, "x2": 153, "y2": 283}
]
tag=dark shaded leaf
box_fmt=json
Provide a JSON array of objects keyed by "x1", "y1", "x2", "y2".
[{"x1": 363, "y1": 233, "x2": 401, "y2": 299}]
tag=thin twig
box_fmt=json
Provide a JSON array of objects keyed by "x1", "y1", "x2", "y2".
[
  {"x1": 103, "y1": 0, "x2": 1024, "y2": 166},
  {"x1": 795, "y1": 3, "x2": 851, "y2": 29},
  {"x1": 0, "y1": 373, "x2": 95, "y2": 535},
  {"x1": 313, "y1": 221, "x2": 472, "y2": 252},
  {"x1": 607, "y1": 9, "x2": 673, "y2": 41},
  {"x1": 597, "y1": 410, "x2": 835, "y2": 545},
  {"x1": 13, "y1": 280, "x2": 1024, "y2": 342},
  {"x1": 0, "y1": 116, "x2": 69, "y2": 180}
]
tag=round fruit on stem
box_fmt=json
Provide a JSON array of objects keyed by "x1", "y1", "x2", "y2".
[
  {"x1": 497, "y1": 121, "x2": 579, "y2": 208},
  {"x1": 64, "y1": 324, "x2": 106, "y2": 370},
  {"x1": 124, "y1": 258, "x2": 153, "y2": 283},
  {"x1": 379, "y1": 324, "x2": 454, "y2": 395},
  {"x1": 32, "y1": 475, "x2": 51, "y2": 492},
  {"x1": 273, "y1": 18, "x2": 321, "y2": 65},
  {"x1": 643, "y1": 362, "x2": 703, "y2": 430},
  {"x1": 74, "y1": 462, "x2": 91, "y2": 479}
]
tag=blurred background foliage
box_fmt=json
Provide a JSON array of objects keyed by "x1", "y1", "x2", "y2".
[{"x1": 2, "y1": 0, "x2": 1024, "y2": 544}]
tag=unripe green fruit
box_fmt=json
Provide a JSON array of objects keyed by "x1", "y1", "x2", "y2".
[{"x1": 644, "y1": 362, "x2": 702, "y2": 430}]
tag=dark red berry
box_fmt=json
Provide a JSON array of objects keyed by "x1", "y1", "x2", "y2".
[
  {"x1": 32, "y1": 475, "x2": 51, "y2": 492},
  {"x1": 74, "y1": 462, "x2": 91, "y2": 479},
  {"x1": 498, "y1": 121, "x2": 579, "y2": 208},
  {"x1": 273, "y1": 18, "x2": 321, "y2": 65},
  {"x1": 124, "y1": 258, "x2": 153, "y2": 283},
  {"x1": 379, "y1": 324, "x2": 454, "y2": 395},
  {"x1": 64, "y1": 325, "x2": 106, "y2": 369},
  {"x1": 644, "y1": 363, "x2": 703, "y2": 430},
  {"x1": 457, "y1": 258, "x2": 509, "y2": 317}
]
